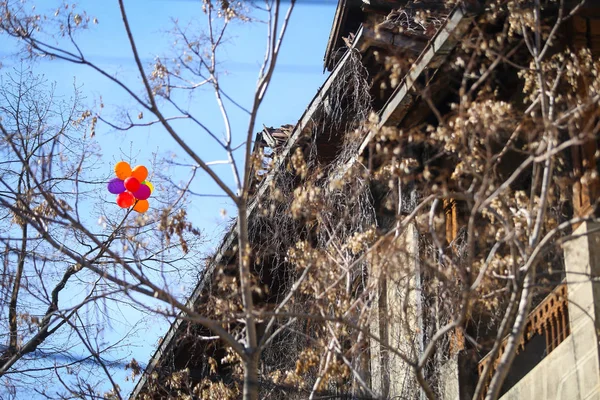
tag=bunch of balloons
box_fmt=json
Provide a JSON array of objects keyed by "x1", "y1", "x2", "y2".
[{"x1": 107, "y1": 161, "x2": 154, "y2": 213}]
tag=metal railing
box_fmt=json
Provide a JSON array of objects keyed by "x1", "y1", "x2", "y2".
[{"x1": 477, "y1": 284, "x2": 569, "y2": 397}]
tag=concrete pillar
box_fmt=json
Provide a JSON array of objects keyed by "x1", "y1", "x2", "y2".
[
  {"x1": 438, "y1": 355, "x2": 460, "y2": 400},
  {"x1": 369, "y1": 223, "x2": 421, "y2": 399},
  {"x1": 562, "y1": 221, "x2": 600, "y2": 398}
]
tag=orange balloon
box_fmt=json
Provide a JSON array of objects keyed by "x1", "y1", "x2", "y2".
[
  {"x1": 131, "y1": 165, "x2": 148, "y2": 182},
  {"x1": 133, "y1": 199, "x2": 149, "y2": 213},
  {"x1": 114, "y1": 161, "x2": 132, "y2": 180}
]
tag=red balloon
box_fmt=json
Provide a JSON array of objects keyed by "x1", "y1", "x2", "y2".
[
  {"x1": 116, "y1": 192, "x2": 135, "y2": 208},
  {"x1": 124, "y1": 177, "x2": 140, "y2": 192}
]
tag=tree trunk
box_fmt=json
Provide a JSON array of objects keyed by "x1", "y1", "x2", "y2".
[
  {"x1": 243, "y1": 351, "x2": 260, "y2": 400},
  {"x1": 238, "y1": 200, "x2": 260, "y2": 400}
]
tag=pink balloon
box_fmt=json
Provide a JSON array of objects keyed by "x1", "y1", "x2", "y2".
[{"x1": 133, "y1": 184, "x2": 151, "y2": 200}]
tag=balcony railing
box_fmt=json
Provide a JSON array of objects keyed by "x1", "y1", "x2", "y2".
[{"x1": 477, "y1": 284, "x2": 569, "y2": 397}]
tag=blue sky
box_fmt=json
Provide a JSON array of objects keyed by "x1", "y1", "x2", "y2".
[
  {"x1": 0, "y1": 0, "x2": 337, "y2": 230},
  {"x1": 1, "y1": 0, "x2": 338, "y2": 397}
]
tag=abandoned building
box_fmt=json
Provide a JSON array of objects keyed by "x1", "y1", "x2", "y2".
[{"x1": 131, "y1": 0, "x2": 600, "y2": 399}]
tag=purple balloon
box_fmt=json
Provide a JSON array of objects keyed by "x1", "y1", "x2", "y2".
[
  {"x1": 133, "y1": 184, "x2": 151, "y2": 200},
  {"x1": 107, "y1": 178, "x2": 125, "y2": 194}
]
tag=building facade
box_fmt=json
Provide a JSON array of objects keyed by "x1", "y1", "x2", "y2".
[{"x1": 132, "y1": 1, "x2": 600, "y2": 399}]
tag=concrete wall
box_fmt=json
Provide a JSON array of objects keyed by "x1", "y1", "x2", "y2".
[
  {"x1": 499, "y1": 328, "x2": 599, "y2": 400},
  {"x1": 500, "y1": 222, "x2": 600, "y2": 400}
]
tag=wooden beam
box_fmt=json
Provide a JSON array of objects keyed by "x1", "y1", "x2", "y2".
[
  {"x1": 324, "y1": 0, "x2": 350, "y2": 71},
  {"x1": 358, "y1": 26, "x2": 428, "y2": 54},
  {"x1": 377, "y1": 5, "x2": 470, "y2": 128}
]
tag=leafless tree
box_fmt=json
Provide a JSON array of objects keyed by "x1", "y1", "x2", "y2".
[
  {"x1": 0, "y1": 1, "x2": 295, "y2": 399},
  {"x1": 0, "y1": 66, "x2": 139, "y2": 398}
]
